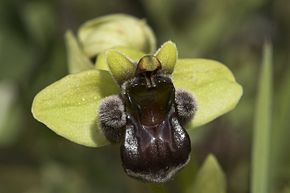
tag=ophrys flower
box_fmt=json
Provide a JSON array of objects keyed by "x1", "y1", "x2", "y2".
[{"x1": 31, "y1": 15, "x2": 242, "y2": 183}]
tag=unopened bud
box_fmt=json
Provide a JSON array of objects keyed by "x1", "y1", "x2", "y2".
[{"x1": 78, "y1": 14, "x2": 156, "y2": 58}]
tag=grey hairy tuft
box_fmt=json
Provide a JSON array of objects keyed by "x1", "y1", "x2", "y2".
[
  {"x1": 175, "y1": 89, "x2": 197, "y2": 124},
  {"x1": 99, "y1": 95, "x2": 126, "y2": 143}
]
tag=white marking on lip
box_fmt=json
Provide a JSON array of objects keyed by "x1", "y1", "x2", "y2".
[
  {"x1": 124, "y1": 126, "x2": 138, "y2": 157},
  {"x1": 172, "y1": 117, "x2": 186, "y2": 149}
]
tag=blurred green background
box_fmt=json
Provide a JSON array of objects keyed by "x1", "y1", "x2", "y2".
[{"x1": 0, "y1": 0, "x2": 289, "y2": 193}]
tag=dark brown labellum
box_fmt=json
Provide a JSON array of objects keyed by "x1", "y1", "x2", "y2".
[
  {"x1": 99, "y1": 55, "x2": 196, "y2": 183},
  {"x1": 120, "y1": 57, "x2": 191, "y2": 183}
]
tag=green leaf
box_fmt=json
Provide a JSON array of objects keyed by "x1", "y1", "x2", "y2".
[
  {"x1": 32, "y1": 70, "x2": 119, "y2": 147},
  {"x1": 172, "y1": 59, "x2": 242, "y2": 129},
  {"x1": 106, "y1": 50, "x2": 136, "y2": 84},
  {"x1": 251, "y1": 41, "x2": 272, "y2": 193},
  {"x1": 155, "y1": 41, "x2": 177, "y2": 74},
  {"x1": 192, "y1": 154, "x2": 226, "y2": 193},
  {"x1": 65, "y1": 31, "x2": 93, "y2": 74}
]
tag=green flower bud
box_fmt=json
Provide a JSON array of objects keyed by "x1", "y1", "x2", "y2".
[
  {"x1": 78, "y1": 14, "x2": 156, "y2": 58},
  {"x1": 65, "y1": 14, "x2": 156, "y2": 74}
]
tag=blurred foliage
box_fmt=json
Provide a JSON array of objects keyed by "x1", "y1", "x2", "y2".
[
  {"x1": 251, "y1": 42, "x2": 272, "y2": 193},
  {"x1": 0, "y1": 0, "x2": 289, "y2": 193},
  {"x1": 191, "y1": 155, "x2": 226, "y2": 193}
]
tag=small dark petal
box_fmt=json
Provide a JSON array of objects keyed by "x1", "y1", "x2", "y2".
[
  {"x1": 99, "y1": 95, "x2": 126, "y2": 143},
  {"x1": 175, "y1": 89, "x2": 197, "y2": 124}
]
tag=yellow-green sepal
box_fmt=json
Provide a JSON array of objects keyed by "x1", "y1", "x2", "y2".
[
  {"x1": 31, "y1": 70, "x2": 119, "y2": 147},
  {"x1": 113, "y1": 47, "x2": 145, "y2": 61},
  {"x1": 155, "y1": 41, "x2": 177, "y2": 74},
  {"x1": 106, "y1": 50, "x2": 136, "y2": 84},
  {"x1": 65, "y1": 30, "x2": 94, "y2": 74},
  {"x1": 172, "y1": 59, "x2": 243, "y2": 129},
  {"x1": 95, "y1": 47, "x2": 144, "y2": 71}
]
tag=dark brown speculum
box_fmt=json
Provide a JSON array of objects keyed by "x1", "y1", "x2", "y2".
[{"x1": 120, "y1": 57, "x2": 191, "y2": 183}]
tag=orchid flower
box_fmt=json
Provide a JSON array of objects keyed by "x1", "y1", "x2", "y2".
[{"x1": 31, "y1": 14, "x2": 242, "y2": 183}]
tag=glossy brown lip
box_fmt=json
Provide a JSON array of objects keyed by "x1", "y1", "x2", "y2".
[
  {"x1": 120, "y1": 71, "x2": 191, "y2": 183},
  {"x1": 98, "y1": 55, "x2": 195, "y2": 183}
]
